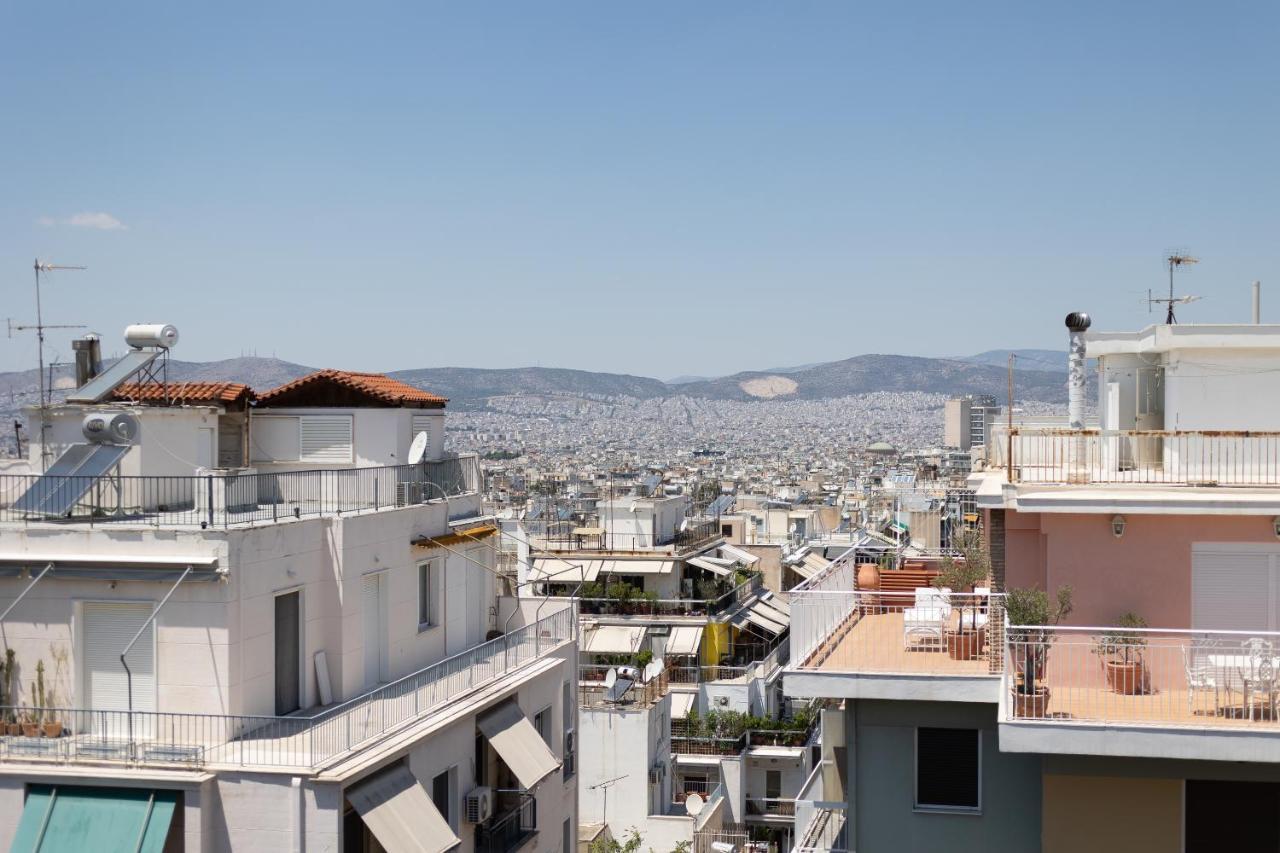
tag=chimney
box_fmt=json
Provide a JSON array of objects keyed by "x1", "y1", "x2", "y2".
[
  {"x1": 1254, "y1": 281, "x2": 1262, "y2": 324},
  {"x1": 71, "y1": 334, "x2": 102, "y2": 389},
  {"x1": 1065, "y1": 313, "x2": 1091, "y2": 430}
]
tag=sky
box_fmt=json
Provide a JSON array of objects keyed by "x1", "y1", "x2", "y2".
[{"x1": 2, "y1": 2, "x2": 1278, "y2": 380}]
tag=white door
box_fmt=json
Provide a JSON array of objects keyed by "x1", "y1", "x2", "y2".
[
  {"x1": 445, "y1": 553, "x2": 468, "y2": 656},
  {"x1": 1192, "y1": 546, "x2": 1280, "y2": 631},
  {"x1": 196, "y1": 428, "x2": 215, "y2": 470},
  {"x1": 362, "y1": 573, "x2": 388, "y2": 687},
  {"x1": 83, "y1": 602, "x2": 155, "y2": 736}
]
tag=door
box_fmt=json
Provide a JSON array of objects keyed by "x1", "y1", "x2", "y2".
[
  {"x1": 445, "y1": 554, "x2": 468, "y2": 656},
  {"x1": 362, "y1": 574, "x2": 388, "y2": 687},
  {"x1": 275, "y1": 591, "x2": 301, "y2": 715},
  {"x1": 1192, "y1": 546, "x2": 1279, "y2": 632},
  {"x1": 1134, "y1": 367, "x2": 1165, "y2": 469},
  {"x1": 83, "y1": 602, "x2": 155, "y2": 737},
  {"x1": 196, "y1": 427, "x2": 215, "y2": 470}
]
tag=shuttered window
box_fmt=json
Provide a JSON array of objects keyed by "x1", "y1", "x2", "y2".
[
  {"x1": 915, "y1": 727, "x2": 980, "y2": 811},
  {"x1": 300, "y1": 415, "x2": 354, "y2": 464},
  {"x1": 1192, "y1": 546, "x2": 1279, "y2": 632},
  {"x1": 83, "y1": 602, "x2": 155, "y2": 713}
]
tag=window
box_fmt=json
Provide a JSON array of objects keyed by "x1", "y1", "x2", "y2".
[
  {"x1": 474, "y1": 734, "x2": 487, "y2": 787},
  {"x1": 563, "y1": 818, "x2": 572, "y2": 853},
  {"x1": 765, "y1": 770, "x2": 782, "y2": 800},
  {"x1": 431, "y1": 767, "x2": 457, "y2": 832},
  {"x1": 915, "y1": 727, "x2": 980, "y2": 812},
  {"x1": 299, "y1": 415, "x2": 354, "y2": 463},
  {"x1": 534, "y1": 706, "x2": 552, "y2": 746},
  {"x1": 418, "y1": 560, "x2": 437, "y2": 630},
  {"x1": 721, "y1": 524, "x2": 733, "y2": 537}
]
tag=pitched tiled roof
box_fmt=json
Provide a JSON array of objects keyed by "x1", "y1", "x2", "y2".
[
  {"x1": 257, "y1": 370, "x2": 448, "y2": 407},
  {"x1": 113, "y1": 381, "x2": 256, "y2": 405}
]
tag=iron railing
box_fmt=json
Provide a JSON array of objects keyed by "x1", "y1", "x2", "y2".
[
  {"x1": 746, "y1": 797, "x2": 796, "y2": 818},
  {"x1": 1005, "y1": 624, "x2": 1280, "y2": 729},
  {"x1": 539, "y1": 517, "x2": 723, "y2": 553},
  {"x1": 475, "y1": 792, "x2": 537, "y2": 853},
  {"x1": 1007, "y1": 429, "x2": 1280, "y2": 486},
  {"x1": 0, "y1": 604, "x2": 575, "y2": 769},
  {"x1": 557, "y1": 573, "x2": 762, "y2": 618},
  {"x1": 0, "y1": 455, "x2": 481, "y2": 527}
]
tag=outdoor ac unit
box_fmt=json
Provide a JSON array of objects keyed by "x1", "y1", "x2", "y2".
[
  {"x1": 464, "y1": 787, "x2": 494, "y2": 823},
  {"x1": 396, "y1": 482, "x2": 425, "y2": 506}
]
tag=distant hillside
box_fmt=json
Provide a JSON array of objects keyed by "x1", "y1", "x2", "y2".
[
  {"x1": 958, "y1": 349, "x2": 1066, "y2": 372},
  {"x1": 168, "y1": 357, "x2": 314, "y2": 388},
  {"x1": 671, "y1": 354, "x2": 1067, "y2": 402},
  {"x1": 389, "y1": 366, "x2": 669, "y2": 406}
]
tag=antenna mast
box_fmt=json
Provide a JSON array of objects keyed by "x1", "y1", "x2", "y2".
[
  {"x1": 8, "y1": 259, "x2": 87, "y2": 469},
  {"x1": 1148, "y1": 253, "x2": 1200, "y2": 324}
]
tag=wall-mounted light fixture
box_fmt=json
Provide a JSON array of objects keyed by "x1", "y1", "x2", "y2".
[
  {"x1": 1111, "y1": 515, "x2": 1126, "y2": 539},
  {"x1": 1272, "y1": 517, "x2": 1280, "y2": 539}
]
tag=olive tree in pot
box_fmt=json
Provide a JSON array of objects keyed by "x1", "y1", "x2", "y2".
[
  {"x1": 1093, "y1": 612, "x2": 1148, "y2": 695},
  {"x1": 933, "y1": 530, "x2": 991, "y2": 661},
  {"x1": 1005, "y1": 585, "x2": 1074, "y2": 718}
]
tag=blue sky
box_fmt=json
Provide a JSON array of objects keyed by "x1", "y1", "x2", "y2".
[{"x1": 2, "y1": 2, "x2": 1277, "y2": 379}]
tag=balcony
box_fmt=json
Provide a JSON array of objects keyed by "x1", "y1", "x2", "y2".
[
  {"x1": 0, "y1": 604, "x2": 575, "y2": 771},
  {"x1": 0, "y1": 455, "x2": 481, "y2": 528},
  {"x1": 538, "y1": 517, "x2": 723, "y2": 555},
  {"x1": 745, "y1": 797, "x2": 796, "y2": 820},
  {"x1": 563, "y1": 573, "x2": 763, "y2": 619},
  {"x1": 475, "y1": 792, "x2": 537, "y2": 853},
  {"x1": 670, "y1": 715, "x2": 817, "y2": 758},
  {"x1": 1001, "y1": 624, "x2": 1280, "y2": 762},
  {"x1": 788, "y1": 557, "x2": 1004, "y2": 702},
  {"x1": 1006, "y1": 429, "x2": 1280, "y2": 486}
]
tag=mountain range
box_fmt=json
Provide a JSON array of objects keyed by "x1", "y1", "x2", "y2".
[{"x1": 0, "y1": 350, "x2": 1068, "y2": 413}]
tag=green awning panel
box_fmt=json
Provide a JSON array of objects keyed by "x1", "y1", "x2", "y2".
[{"x1": 11, "y1": 785, "x2": 177, "y2": 853}]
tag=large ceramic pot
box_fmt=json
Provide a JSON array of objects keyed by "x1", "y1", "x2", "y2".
[
  {"x1": 946, "y1": 628, "x2": 985, "y2": 661},
  {"x1": 856, "y1": 562, "x2": 881, "y2": 592},
  {"x1": 1104, "y1": 659, "x2": 1144, "y2": 695},
  {"x1": 1012, "y1": 686, "x2": 1051, "y2": 718}
]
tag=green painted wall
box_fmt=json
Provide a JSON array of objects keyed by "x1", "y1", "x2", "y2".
[{"x1": 850, "y1": 700, "x2": 1042, "y2": 853}]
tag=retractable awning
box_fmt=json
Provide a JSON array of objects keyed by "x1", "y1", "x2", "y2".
[
  {"x1": 670, "y1": 692, "x2": 697, "y2": 719},
  {"x1": 12, "y1": 785, "x2": 178, "y2": 853},
  {"x1": 345, "y1": 765, "x2": 459, "y2": 853},
  {"x1": 0, "y1": 553, "x2": 220, "y2": 582},
  {"x1": 687, "y1": 557, "x2": 732, "y2": 578},
  {"x1": 582, "y1": 625, "x2": 647, "y2": 655},
  {"x1": 802, "y1": 553, "x2": 829, "y2": 575},
  {"x1": 599, "y1": 559, "x2": 674, "y2": 575},
  {"x1": 730, "y1": 600, "x2": 788, "y2": 635},
  {"x1": 790, "y1": 560, "x2": 819, "y2": 581},
  {"x1": 529, "y1": 558, "x2": 602, "y2": 584},
  {"x1": 665, "y1": 625, "x2": 704, "y2": 657},
  {"x1": 760, "y1": 592, "x2": 791, "y2": 618},
  {"x1": 719, "y1": 544, "x2": 760, "y2": 567},
  {"x1": 477, "y1": 699, "x2": 561, "y2": 790}
]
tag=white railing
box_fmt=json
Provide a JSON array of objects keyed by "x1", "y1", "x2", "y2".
[
  {"x1": 1004, "y1": 624, "x2": 1280, "y2": 729},
  {"x1": 1007, "y1": 429, "x2": 1280, "y2": 486},
  {"x1": 791, "y1": 589, "x2": 1004, "y2": 676},
  {"x1": 789, "y1": 552, "x2": 857, "y2": 663},
  {"x1": 794, "y1": 806, "x2": 848, "y2": 853},
  {"x1": 0, "y1": 604, "x2": 576, "y2": 769}
]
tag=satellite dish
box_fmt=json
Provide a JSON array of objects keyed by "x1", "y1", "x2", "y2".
[
  {"x1": 685, "y1": 793, "x2": 704, "y2": 816},
  {"x1": 604, "y1": 667, "x2": 618, "y2": 689},
  {"x1": 408, "y1": 431, "x2": 429, "y2": 465},
  {"x1": 643, "y1": 661, "x2": 659, "y2": 682}
]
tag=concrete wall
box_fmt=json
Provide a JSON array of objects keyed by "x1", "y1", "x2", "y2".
[
  {"x1": 250, "y1": 407, "x2": 446, "y2": 470},
  {"x1": 1042, "y1": 774, "x2": 1180, "y2": 853},
  {"x1": 850, "y1": 700, "x2": 1042, "y2": 853},
  {"x1": 33, "y1": 404, "x2": 219, "y2": 479},
  {"x1": 579, "y1": 696, "x2": 675, "y2": 838}
]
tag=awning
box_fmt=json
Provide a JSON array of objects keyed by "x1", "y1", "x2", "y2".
[
  {"x1": 754, "y1": 599, "x2": 790, "y2": 625},
  {"x1": 670, "y1": 692, "x2": 697, "y2": 719},
  {"x1": 12, "y1": 785, "x2": 177, "y2": 853},
  {"x1": 529, "y1": 558, "x2": 602, "y2": 584},
  {"x1": 789, "y1": 561, "x2": 819, "y2": 581},
  {"x1": 718, "y1": 544, "x2": 760, "y2": 567},
  {"x1": 730, "y1": 600, "x2": 787, "y2": 635},
  {"x1": 346, "y1": 764, "x2": 459, "y2": 853},
  {"x1": 414, "y1": 525, "x2": 498, "y2": 548},
  {"x1": 572, "y1": 527, "x2": 605, "y2": 536},
  {"x1": 0, "y1": 553, "x2": 221, "y2": 583},
  {"x1": 477, "y1": 699, "x2": 561, "y2": 789},
  {"x1": 665, "y1": 625, "x2": 704, "y2": 657},
  {"x1": 687, "y1": 557, "x2": 732, "y2": 577},
  {"x1": 802, "y1": 553, "x2": 829, "y2": 575},
  {"x1": 599, "y1": 559, "x2": 674, "y2": 575},
  {"x1": 760, "y1": 592, "x2": 791, "y2": 618},
  {"x1": 582, "y1": 624, "x2": 646, "y2": 654}
]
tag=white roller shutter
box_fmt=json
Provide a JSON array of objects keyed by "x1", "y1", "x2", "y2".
[
  {"x1": 1192, "y1": 546, "x2": 1277, "y2": 631},
  {"x1": 83, "y1": 602, "x2": 155, "y2": 713},
  {"x1": 300, "y1": 415, "x2": 354, "y2": 464}
]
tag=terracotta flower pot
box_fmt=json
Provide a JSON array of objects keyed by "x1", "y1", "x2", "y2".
[
  {"x1": 1105, "y1": 660, "x2": 1144, "y2": 695},
  {"x1": 42, "y1": 721, "x2": 62, "y2": 738},
  {"x1": 1012, "y1": 686, "x2": 1051, "y2": 718},
  {"x1": 856, "y1": 563, "x2": 881, "y2": 592},
  {"x1": 21, "y1": 723, "x2": 39, "y2": 738},
  {"x1": 5, "y1": 723, "x2": 19, "y2": 736},
  {"x1": 946, "y1": 628, "x2": 984, "y2": 660}
]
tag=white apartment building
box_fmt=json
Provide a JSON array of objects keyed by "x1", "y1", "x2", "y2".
[{"x1": 0, "y1": 330, "x2": 577, "y2": 853}]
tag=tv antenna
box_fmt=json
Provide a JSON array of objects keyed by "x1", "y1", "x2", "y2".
[
  {"x1": 587, "y1": 773, "x2": 630, "y2": 825},
  {"x1": 8, "y1": 259, "x2": 87, "y2": 468},
  {"x1": 1148, "y1": 253, "x2": 1201, "y2": 324}
]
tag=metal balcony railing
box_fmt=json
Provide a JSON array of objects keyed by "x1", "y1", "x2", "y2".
[
  {"x1": 746, "y1": 797, "x2": 796, "y2": 818},
  {"x1": 1005, "y1": 624, "x2": 1280, "y2": 730},
  {"x1": 1006, "y1": 429, "x2": 1280, "y2": 486},
  {"x1": 559, "y1": 573, "x2": 762, "y2": 618},
  {"x1": 0, "y1": 604, "x2": 575, "y2": 770},
  {"x1": 539, "y1": 517, "x2": 723, "y2": 554},
  {"x1": 0, "y1": 455, "x2": 481, "y2": 527},
  {"x1": 475, "y1": 792, "x2": 537, "y2": 853}
]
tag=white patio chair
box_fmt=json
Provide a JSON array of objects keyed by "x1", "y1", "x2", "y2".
[
  {"x1": 966, "y1": 587, "x2": 992, "y2": 632},
  {"x1": 1183, "y1": 640, "x2": 1226, "y2": 715},
  {"x1": 903, "y1": 587, "x2": 951, "y2": 649}
]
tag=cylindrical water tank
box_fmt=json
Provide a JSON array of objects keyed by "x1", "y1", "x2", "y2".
[
  {"x1": 124, "y1": 324, "x2": 179, "y2": 349},
  {"x1": 82, "y1": 412, "x2": 140, "y2": 444}
]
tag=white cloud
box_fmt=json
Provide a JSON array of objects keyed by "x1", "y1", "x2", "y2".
[{"x1": 36, "y1": 211, "x2": 127, "y2": 231}]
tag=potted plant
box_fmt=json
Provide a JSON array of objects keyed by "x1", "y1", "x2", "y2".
[
  {"x1": 1093, "y1": 612, "x2": 1147, "y2": 695},
  {"x1": 1005, "y1": 585, "x2": 1074, "y2": 718},
  {"x1": 933, "y1": 530, "x2": 992, "y2": 660},
  {"x1": 37, "y1": 654, "x2": 63, "y2": 738},
  {"x1": 3, "y1": 650, "x2": 17, "y2": 736}
]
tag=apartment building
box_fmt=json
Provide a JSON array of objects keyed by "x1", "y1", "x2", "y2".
[
  {"x1": 786, "y1": 316, "x2": 1280, "y2": 853},
  {"x1": 0, "y1": 328, "x2": 577, "y2": 853}
]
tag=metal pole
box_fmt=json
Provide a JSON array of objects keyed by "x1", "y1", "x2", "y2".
[
  {"x1": 1254, "y1": 280, "x2": 1262, "y2": 324},
  {"x1": 0, "y1": 563, "x2": 53, "y2": 626},
  {"x1": 122, "y1": 566, "x2": 193, "y2": 756}
]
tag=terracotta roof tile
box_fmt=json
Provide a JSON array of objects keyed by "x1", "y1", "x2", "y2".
[
  {"x1": 257, "y1": 370, "x2": 448, "y2": 407},
  {"x1": 113, "y1": 381, "x2": 255, "y2": 405}
]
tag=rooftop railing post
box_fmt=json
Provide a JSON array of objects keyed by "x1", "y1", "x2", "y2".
[{"x1": 206, "y1": 475, "x2": 214, "y2": 528}]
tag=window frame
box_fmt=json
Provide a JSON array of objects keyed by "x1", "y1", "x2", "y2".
[
  {"x1": 913, "y1": 727, "x2": 982, "y2": 815},
  {"x1": 534, "y1": 705, "x2": 553, "y2": 747},
  {"x1": 417, "y1": 559, "x2": 438, "y2": 632},
  {"x1": 431, "y1": 765, "x2": 458, "y2": 833}
]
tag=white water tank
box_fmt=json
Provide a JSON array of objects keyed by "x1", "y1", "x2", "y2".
[{"x1": 124, "y1": 324, "x2": 179, "y2": 349}]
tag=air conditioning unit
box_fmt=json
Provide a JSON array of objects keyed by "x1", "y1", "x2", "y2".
[
  {"x1": 396, "y1": 482, "x2": 425, "y2": 506},
  {"x1": 464, "y1": 787, "x2": 494, "y2": 823}
]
